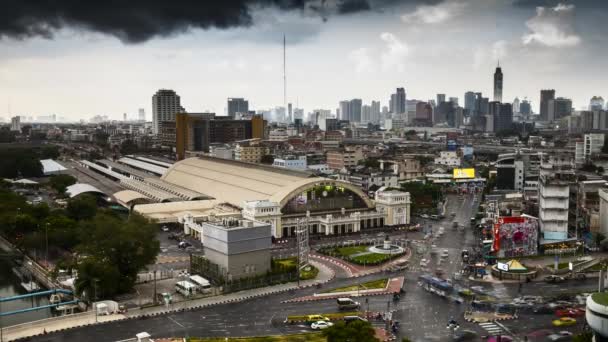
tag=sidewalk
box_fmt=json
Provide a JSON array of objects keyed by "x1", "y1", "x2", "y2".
[{"x1": 3, "y1": 260, "x2": 335, "y2": 341}]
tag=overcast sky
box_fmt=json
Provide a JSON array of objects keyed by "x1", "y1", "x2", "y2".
[{"x1": 1, "y1": 0, "x2": 606, "y2": 121}]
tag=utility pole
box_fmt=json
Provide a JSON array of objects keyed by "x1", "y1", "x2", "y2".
[
  {"x1": 45, "y1": 223, "x2": 49, "y2": 268},
  {"x1": 283, "y1": 34, "x2": 287, "y2": 121},
  {"x1": 153, "y1": 268, "x2": 157, "y2": 305}
]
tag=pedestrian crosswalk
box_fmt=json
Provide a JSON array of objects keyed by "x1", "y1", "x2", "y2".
[{"x1": 478, "y1": 322, "x2": 503, "y2": 335}]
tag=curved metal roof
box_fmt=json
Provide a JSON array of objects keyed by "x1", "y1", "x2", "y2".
[
  {"x1": 113, "y1": 190, "x2": 151, "y2": 205},
  {"x1": 65, "y1": 183, "x2": 107, "y2": 198},
  {"x1": 161, "y1": 157, "x2": 373, "y2": 209}
]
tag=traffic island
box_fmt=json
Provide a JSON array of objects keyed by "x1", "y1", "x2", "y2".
[
  {"x1": 463, "y1": 311, "x2": 517, "y2": 323},
  {"x1": 186, "y1": 333, "x2": 325, "y2": 341},
  {"x1": 282, "y1": 276, "x2": 404, "y2": 303}
]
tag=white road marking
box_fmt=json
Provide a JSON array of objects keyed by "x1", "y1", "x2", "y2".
[{"x1": 167, "y1": 316, "x2": 185, "y2": 328}]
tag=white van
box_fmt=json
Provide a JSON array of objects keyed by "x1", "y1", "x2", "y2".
[
  {"x1": 175, "y1": 281, "x2": 197, "y2": 296},
  {"x1": 189, "y1": 275, "x2": 212, "y2": 293}
]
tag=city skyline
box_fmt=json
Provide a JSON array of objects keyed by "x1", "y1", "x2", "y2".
[{"x1": 1, "y1": 0, "x2": 607, "y2": 120}]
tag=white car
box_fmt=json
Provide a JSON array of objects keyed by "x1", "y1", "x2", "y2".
[
  {"x1": 311, "y1": 321, "x2": 334, "y2": 330},
  {"x1": 161, "y1": 226, "x2": 170, "y2": 232}
]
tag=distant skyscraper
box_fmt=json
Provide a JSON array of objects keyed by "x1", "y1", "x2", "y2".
[
  {"x1": 464, "y1": 91, "x2": 476, "y2": 111},
  {"x1": 540, "y1": 89, "x2": 555, "y2": 121},
  {"x1": 495, "y1": 103, "x2": 513, "y2": 132},
  {"x1": 227, "y1": 98, "x2": 249, "y2": 118},
  {"x1": 390, "y1": 88, "x2": 406, "y2": 119},
  {"x1": 10, "y1": 116, "x2": 21, "y2": 132},
  {"x1": 371, "y1": 101, "x2": 381, "y2": 124},
  {"x1": 437, "y1": 94, "x2": 446, "y2": 105},
  {"x1": 512, "y1": 97, "x2": 520, "y2": 113},
  {"x1": 547, "y1": 97, "x2": 572, "y2": 122},
  {"x1": 590, "y1": 96, "x2": 605, "y2": 111},
  {"x1": 493, "y1": 63, "x2": 503, "y2": 102},
  {"x1": 138, "y1": 108, "x2": 145, "y2": 121},
  {"x1": 288, "y1": 103, "x2": 293, "y2": 122},
  {"x1": 362, "y1": 105, "x2": 372, "y2": 122},
  {"x1": 520, "y1": 100, "x2": 532, "y2": 117},
  {"x1": 339, "y1": 101, "x2": 350, "y2": 121},
  {"x1": 449, "y1": 97, "x2": 459, "y2": 106},
  {"x1": 152, "y1": 89, "x2": 183, "y2": 134},
  {"x1": 349, "y1": 99, "x2": 362, "y2": 122}
]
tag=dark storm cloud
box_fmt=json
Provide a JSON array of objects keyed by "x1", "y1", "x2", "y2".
[
  {"x1": 338, "y1": 0, "x2": 372, "y2": 13},
  {"x1": 0, "y1": 0, "x2": 441, "y2": 44},
  {"x1": 512, "y1": 0, "x2": 608, "y2": 9}
]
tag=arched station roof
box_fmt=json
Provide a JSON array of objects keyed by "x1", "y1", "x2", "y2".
[{"x1": 161, "y1": 157, "x2": 373, "y2": 209}]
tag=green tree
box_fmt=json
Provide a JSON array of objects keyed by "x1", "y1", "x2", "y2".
[
  {"x1": 119, "y1": 139, "x2": 139, "y2": 155},
  {"x1": 323, "y1": 321, "x2": 379, "y2": 342},
  {"x1": 400, "y1": 182, "x2": 444, "y2": 214},
  {"x1": 75, "y1": 213, "x2": 160, "y2": 299},
  {"x1": 595, "y1": 232, "x2": 606, "y2": 247},
  {"x1": 358, "y1": 158, "x2": 380, "y2": 169},
  {"x1": 573, "y1": 331, "x2": 593, "y2": 342},
  {"x1": 66, "y1": 194, "x2": 98, "y2": 221},
  {"x1": 48, "y1": 174, "x2": 77, "y2": 194}
]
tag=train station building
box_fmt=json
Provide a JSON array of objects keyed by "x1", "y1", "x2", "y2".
[{"x1": 130, "y1": 157, "x2": 411, "y2": 238}]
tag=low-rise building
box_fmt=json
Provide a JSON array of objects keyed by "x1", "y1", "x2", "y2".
[
  {"x1": 434, "y1": 151, "x2": 460, "y2": 167},
  {"x1": 234, "y1": 139, "x2": 267, "y2": 164},
  {"x1": 326, "y1": 147, "x2": 364, "y2": 170},
  {"x1": 201, "y1": 218, "x2": 272, "y2": 280},
  {"x1": 272, "y1": 155, "x2": 307, "y2": 170}
]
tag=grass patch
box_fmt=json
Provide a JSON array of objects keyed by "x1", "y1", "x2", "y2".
[
  {"x1": 187, "y1": 333, "x2": 325, "y2": 342},
  {"x1": 586, "y1": 263, "x2": 607, "y2": 272},
  {"x1": 350, "y1": 253, "x2": 393, "y2": 265},
  {"x1": 336, "y1": 245, "x2": 369, "y2": 256},
  {"x1": 323, "y1": 278, "x2": 388, "y2": 293},
  {"x1": 301, "y1": 265, "x2": 319, "y2": 280},
  {"x1": 317, "y1": 244, "x2": 404, "y2": 266},
  {"x1": 592, "y1": 293, "x2": 608, "y2": 306},
  {"x1": 286, "y1": 312, "x2": 362, "y2": 322}
]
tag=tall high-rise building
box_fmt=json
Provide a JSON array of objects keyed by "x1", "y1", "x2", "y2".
[
  {"x1": 138, "y1": 108, "x2": 145, "y2": 122},
  {"x1": 152, "y1": 89, "x2": 183, "y2": 134},
  {"x1": 339, "y1": 101, "x2": 350, "y2": 121},
  {"x1": 389, "y1": 88, "x2": 406, "y2": 119},
  {"x1": 371, "y1": 101, "x2": 381, "y2": 124},
  {"x1": 415, "y1": 102, "x2": 433, "y2": 125},
  {"x1": 449, "y1": 97, "x2": 459, "y2": 106},
  {"x1": 512, "y1": 97, "x2": 521, "y2": 113},
  {"x1": 520, "y1": 100, "x2": 532, "y2": 116},
  {"x1": 338, "y1": 99, "x2": 362, "y2": 122},
  {"x1": 227, "y1": 98, "x2": 249, "y2": 118},
  {"x1": 590, "y1": 96, "x2": 605, "y2": 111},
  {"x1": 493, "y1": 64, "x2": 503, "y2": 102},
  {"x1": 349, "y1": 99, "x2": 362, "y2": 122},
  {"x1": 362, "y1": 105, "x2": 372, "y2": 122},
  {"x1": 287, "y1": 103, "x2": 293, "y2": 122},
  {"x1": 10, "y1": 116, "x2": 21, "y2": 132},
  {"x1": 464, "y1": 91, "x2": 476, "y2": 112},
  {"x1": 437, "y1": 94, "x2": 446, "y2": 106},
  {"x1": 123, "y1": 113, "x2": 127, "y2": 121},
  {"x1": 495, "y1": 103, "x2": 513, "y2": 132},
  {"x1": 540, "y1": 89, "x2": 555, "y2": 121},
  {"x1": 547, "y1": 97, "x2": 572, "y2": 122}
]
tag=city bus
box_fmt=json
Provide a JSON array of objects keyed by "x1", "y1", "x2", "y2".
[{"x1": 418, "y1": 274, "x2": 453, "y2": 297}]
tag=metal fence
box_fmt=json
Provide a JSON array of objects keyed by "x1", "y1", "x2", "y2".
[{"x1": 190, "y1": 255, "x2": 299, "y2": 294}]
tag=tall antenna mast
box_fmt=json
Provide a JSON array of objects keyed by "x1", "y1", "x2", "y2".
[{"x1": 283, "y1": 34, "x2": 286, "y2": 120}]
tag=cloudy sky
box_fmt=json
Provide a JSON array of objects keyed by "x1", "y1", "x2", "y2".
[{"x1": 1, "y1": 0, "x2": 606, "y2": 121}]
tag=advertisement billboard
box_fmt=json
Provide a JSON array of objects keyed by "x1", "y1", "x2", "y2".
[
  {"x1": 453, "y1": 168, "x2": 475, "y2": 179},
  {"x1": 493, "y1": 216, "x2": 539, "y2": 257},
  {"x1": 497, "y1": 262, "x2": 509, "y2": 272}
]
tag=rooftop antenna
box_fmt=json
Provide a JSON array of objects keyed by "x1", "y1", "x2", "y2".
[{"x1": 283, "y1": 34, "x2": 286, "y2": 119}]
